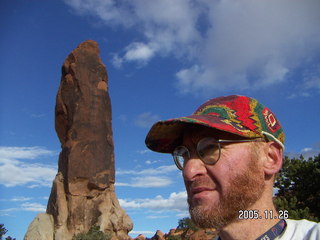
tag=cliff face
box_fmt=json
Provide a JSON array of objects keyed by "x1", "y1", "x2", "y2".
[{"x1": 24, "y1": 40, "x2": 133, "y2": 240}]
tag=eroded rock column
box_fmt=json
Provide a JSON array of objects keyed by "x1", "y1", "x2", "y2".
[{"x1": 45, "y1": 40, "x2": 132, "y2": 240}]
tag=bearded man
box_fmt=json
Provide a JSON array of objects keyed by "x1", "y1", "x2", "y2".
[{"x1": 145, "y1": 95, "x2": 320, "y2": 240}]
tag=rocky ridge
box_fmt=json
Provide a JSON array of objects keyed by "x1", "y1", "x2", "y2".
[{"x1": 133, "y1": 228, "x2": 218, "y2": 240}]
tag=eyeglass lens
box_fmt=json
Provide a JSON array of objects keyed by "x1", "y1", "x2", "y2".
[
  {"x1": 173, "y1": 146, "x2": 189, "y2": 170},
  {"x1": 173, "y1": 137, "x2": 221, "y2": 170},
  {"x1": 197, "y1": 137, "x2": 221, "y2": 165}
]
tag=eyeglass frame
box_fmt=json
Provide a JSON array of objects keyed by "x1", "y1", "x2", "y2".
[{"x1": 172, "y1": 137, "x2": 266, "y2": 170}]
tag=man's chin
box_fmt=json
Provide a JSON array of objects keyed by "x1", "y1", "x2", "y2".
[
  {"x1": 189, "y1": 204, "x2": 227, "y2": 230},
  {"x1": 188, "y1": 191, "x2": 219, "y2": 208},
  {"x1": 189, "y1": 200, "x2": 215, "y2": 214}
]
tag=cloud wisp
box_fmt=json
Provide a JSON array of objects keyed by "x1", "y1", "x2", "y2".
[
  {"x1": 65, "y1": 0, "x2": 320, "y2": 96},
  {"x1": 286, "y1": 143, "x2": 320, "y2": 160},
  {"x1": 0, "y1": 197, "x2": 33, "y2": 202},
  {"x1": 134, "y1": 112, "x2": 160, "y2": 129},
  {"x1": 117, "y1": 165, "x2": 177, "y2": 176},
  {"x1": 0, "y1": 202, "x2": 47, "y2": 216},
  {"x1": 129, "y1": 230, "x2": 155, "y2": 236},
  {"x1": 116, "y1": 165, "x2": 178, "y2": 188},
  {"x1": 117, "y1": 176, "x2": 173, "y2": 188},
  {"x1": 0, "y1": 146, "x2": 57, "y2": 187},
  {"x1": 119, "y1": 191, "x2": 188, "y2": 213}
]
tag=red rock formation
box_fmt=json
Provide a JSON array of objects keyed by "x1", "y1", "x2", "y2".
[
  {"x1": 134, "y1": 234, "x2": 146, "y2": 240},
  {"x1": 25, "y1": 40, "x2": 133, "y2": 240},
  {"x1": 151, "y1": 230, "x2": 165, "y2": 240},
  {"x1": 55, "y1": 40, "x2": 114, "y2": 191},
  {"x1": 180, "y1": 228, "x2": 218, "y2": 240}
]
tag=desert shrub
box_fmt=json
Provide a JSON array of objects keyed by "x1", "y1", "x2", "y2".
[
  {"x1": 177, "y1": 217, "x2": 199, "y2": 231},
  {"x1": 167, "y1": 236, "x2": 182, "y2": 240},
  {"x1": 72, "y1": 225, "x2": 111, "y2": 240},
  {"x1": 0, "y1": 224, "x2": 16, "y2": 240}
]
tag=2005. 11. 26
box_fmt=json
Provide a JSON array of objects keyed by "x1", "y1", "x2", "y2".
[{"x1": 238, "y1": 210, "x2": 289, "y2": 220}]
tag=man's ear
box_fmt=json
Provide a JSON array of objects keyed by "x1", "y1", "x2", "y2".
[{"x1": 263, "y1": 141, "x2": 283, "y2": 176}]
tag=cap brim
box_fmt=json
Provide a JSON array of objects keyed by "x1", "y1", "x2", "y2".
[{"x1": 145, "y1": 114, "x2": 260, "y2": 153}]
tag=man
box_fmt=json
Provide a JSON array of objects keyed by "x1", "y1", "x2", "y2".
[{"x1": 145, "y1": 95, "x2": 320, "y2": 240}]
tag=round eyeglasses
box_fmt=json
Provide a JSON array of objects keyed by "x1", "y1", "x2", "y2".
[{"x1": 172, "y1": 137, "x2": 265, "y2": 170}]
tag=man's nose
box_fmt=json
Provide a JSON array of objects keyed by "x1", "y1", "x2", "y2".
[{"x1": 183, "y1": 156, "x2": 207, "y2": 181}]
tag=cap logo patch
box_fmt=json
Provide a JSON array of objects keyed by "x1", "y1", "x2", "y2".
[{"x1": 262, "y1": 108, "x2": 280, "y2": 133}]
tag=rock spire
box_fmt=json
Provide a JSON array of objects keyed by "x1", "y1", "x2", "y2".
[{"x1": 24, "y1": 40, "x2": 133, "y2": 240}]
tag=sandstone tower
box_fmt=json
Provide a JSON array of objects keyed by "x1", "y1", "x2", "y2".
[{"x1": 25, "y1": 40, "x2": 133, "y2": 240}]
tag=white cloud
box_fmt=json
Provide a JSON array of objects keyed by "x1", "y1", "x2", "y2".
[
  {"x1": 0, "y1": 146, "x2": 55, "y2": 160},
  {"x1": 0, "y1": 196, "x2": 33, "y2": 202},
  {"x1": 64, "y1": 0, "x2": 201, "y2": 66},
  {"x1": 145, "y1": 160, "x2": 159, "y2": 165},
  {"x1": 134, "y1": 112, "x2": 160, "y2": 128},
  {"x1": 0, "y1": 208, "x2": 18, "y2": 216},
  {"x1": 65, "y1": 0, "x2": 135, "y2": 27},
  {"x1": 112, "y1": 54, "x2": 124, "y2": 69},
  {"x1": 20, "y1": 202, "x2": 46, "y2": 212},
  {"x1": 136, "y1": 149, "x2": 151, "y2": 155},
  {"x1": 0, "y1": 146, "x2": 57, "y2": 187},
  {"x1": 116, "y1": 165, "x2": 178, "y2": 188},
  {"x1": 302, "y1": 147, "x2": 313, "y2": 153},
  {"x1": 124, "y1": 42, "x2": 156, "y2": 62},
  {"x1": 65, "y1": 0, "x2": 320, "y2": 96},
  {"x1": 175, "y1": 65, "x2": 224, "y2": 95},
  {"x1": 113, "y1": 42, "x2": 157, "y2": 68},
  {"x1": 130, "y1": 230, "x2": 155, "y2": 236},
  {"x1": 119, "y1": 191, "x2": 188, "y2": 212},
  {"x1": 0, "y1": 202, "x2": 47, "y2": 216},
  {"x1": 177, "y1": 0, "x2": 320, "y2": 95},
  {"x1": 300, "y1": 147, "x2": 320, "y2": 159},
  {"x1": 117, "y1": 176, "x2": 172, "y2": 188},
  {"x1": 285, "y1": 142, "x2": 320, "y2": 159},
  {"x1": 117, "y1": 165, "x2": 177, "y2": 176},
  {"x1": 11, "y1": 196, "x2": 32, "y2": 202}
]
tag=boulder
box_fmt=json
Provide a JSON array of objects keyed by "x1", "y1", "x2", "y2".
[
  {"x1": 151, "y1": 230, "x2": 165, "y2": 240},
  {"x1": 134, "y1": 234, "x2": 146, "y2": 240},
  {"x1": 24, "y1": 213, "x2": 54, "y2": 240}
]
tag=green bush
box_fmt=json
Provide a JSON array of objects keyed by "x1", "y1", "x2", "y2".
[
  {"x1": 177, "y1": 217, "x2": 198, "y2": 231},
  {"x1": 72, "y1": 225, "x2": 111, "y2": 240},
  {"x1": 274, "y1": 154, "x2": 320, "y2": 221},
  {"x1": 0, "y1": 224, "x2": 16, "y2": 240}
]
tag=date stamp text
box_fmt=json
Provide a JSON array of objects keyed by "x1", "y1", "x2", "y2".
[{"x1": 238, "y1": 210, "x2": 289, "y2": 220}]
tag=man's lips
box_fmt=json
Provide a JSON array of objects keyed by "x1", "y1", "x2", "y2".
[
  {"x1": 186, "y1": 177, "x2": 217, "y2": 198},
  {"x1": 191, "y1": 187, "x2": 215, "y2": 195}
]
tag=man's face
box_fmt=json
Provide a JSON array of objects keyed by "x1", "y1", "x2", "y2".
[{"x1": 182, "y1": 127, "x2": 265, "y2": 229}]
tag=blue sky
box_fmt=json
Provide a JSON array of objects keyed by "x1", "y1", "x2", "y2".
[{"x1": 1, "y1": 0, "x2": 320, "y2": 239}]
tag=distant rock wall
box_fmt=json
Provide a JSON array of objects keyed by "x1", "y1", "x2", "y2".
[{"x1": 25, "y1": 40, "x2": 133, "y2": 240}]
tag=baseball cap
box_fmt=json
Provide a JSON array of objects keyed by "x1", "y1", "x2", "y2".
[{"x1": 145, "y1": 95, "x2": 285, "y2": 153}]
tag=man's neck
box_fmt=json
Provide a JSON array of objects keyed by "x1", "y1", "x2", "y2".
[{"x1": 218, "y1": 202, "x2": 280, "y2": 240}]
